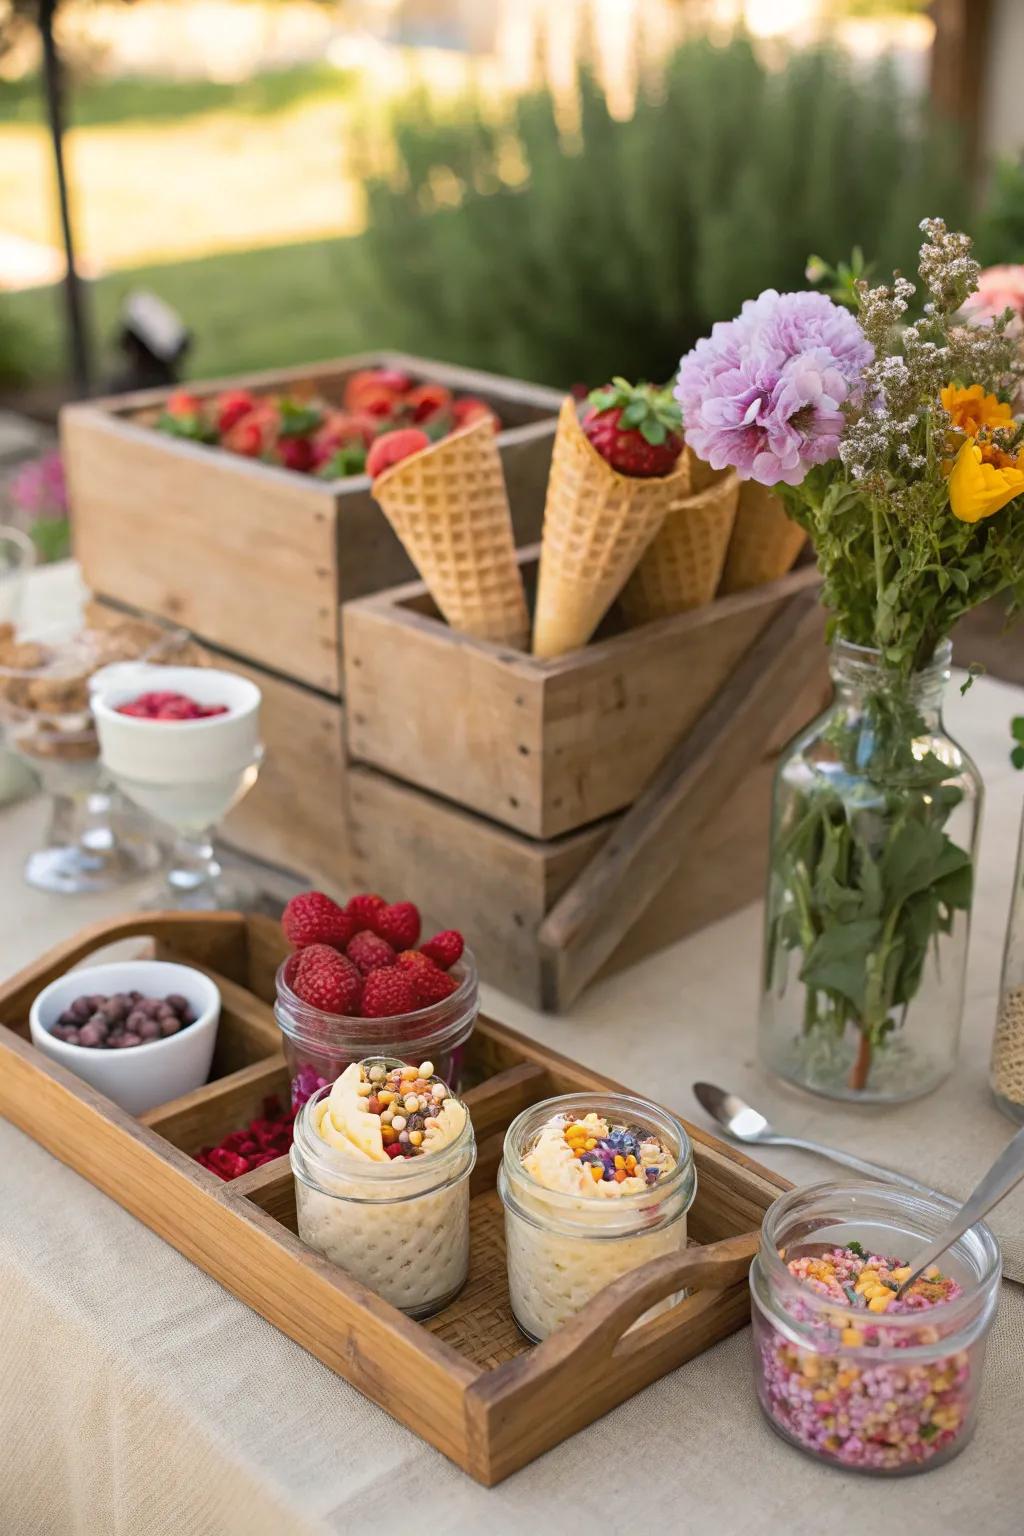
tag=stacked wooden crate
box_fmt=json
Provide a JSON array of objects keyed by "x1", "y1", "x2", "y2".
[{"x1": 61, "y1": 354, "x2": 564, "y2": 890}]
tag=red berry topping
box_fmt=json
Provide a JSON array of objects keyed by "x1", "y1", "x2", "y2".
[
  {"x1": 345, "y1": 892, "x2": 386, "y2": 931},
  {"x1": 366, "y1": 428, "x2": 430, "y2": 479},
  {"x1": 419, "y1": 930, "x2": 464, "y2": 970},
  {"x1": 384, "y1": 1142, "x2": 405, "y2": 1158},
  {"x1": 346, "y1": 930, "x2": 396, "y2": 976},
  {"x1": 396, "y1": 950, "x2": 459, "y2": 1006},
  {"x1": 360, "y1": 967, "x2": 420, "y2": 1018},
  {"x1": 115, "y1": 690, "x2": 228, "y2": 720},
  {"x1": 582, "y1": 379, "x2": 684, "y2": 478},
  {"x1": 282, "y1": 891, "x2": 353, "y2": 950},
  {"x1": 372, "y1": 900, "x2": 421, "y2": 951},
  {"x1": 292, "y1": 945, "x2": 362, "y2": 1015}
]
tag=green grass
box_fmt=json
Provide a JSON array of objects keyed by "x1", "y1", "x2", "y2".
[
  {"x1": 3, "y1": 237, "x2": 384, "y2": 383},
  {"x1": 0, "y1": 62, "x2": 354, "y2": 129}
]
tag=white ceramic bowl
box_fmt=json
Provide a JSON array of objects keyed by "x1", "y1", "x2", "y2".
[{"x1": 29, "y1": 959, "x2": 221, "y2": 1115}]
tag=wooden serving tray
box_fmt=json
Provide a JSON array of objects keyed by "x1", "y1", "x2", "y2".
[{"x1": 0, "y1": 912, "x2": 787, "y2": 1484}]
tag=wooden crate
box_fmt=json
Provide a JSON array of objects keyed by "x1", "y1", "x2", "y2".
[
  {"x1": 62, "y1": 354, "x2": 563, "y2": 695},
  {"x1": 344, "y1": 552, "x2": 824, "y2": 839},
  {"x1": 0, "y1": 912, "x2": 788, "y2": 1486}
]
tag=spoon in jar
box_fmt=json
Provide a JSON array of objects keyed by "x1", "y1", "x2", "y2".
[
  {"x1": 895, "y1": 1122, "x2": 1024, "y2": 1296},
  {"x1": 693, "y1": 1081, "x2": 940, "y2": 1198}
]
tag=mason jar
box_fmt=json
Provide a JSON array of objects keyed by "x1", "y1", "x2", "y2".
[
  {"x1": 750, "y1": 1181, "x2": 1000, "y2": 1474},
  {"x1": 290, "y1": 1071, "x2": 476, "y2": 1318},
  {"x1": 275, "y1": 948, "x2": 478, "y2": 1107},
  {"x1": 498, "y1": 1092, "x2": 696, "y2": 1342},
  {"x1": 760, "y1": 638, "x2": 982, "y2": 1103}
]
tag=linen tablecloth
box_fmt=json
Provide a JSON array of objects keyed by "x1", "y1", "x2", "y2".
[{"x1": 2, "y1": 565, "x2": 1023, "y2": 1533}]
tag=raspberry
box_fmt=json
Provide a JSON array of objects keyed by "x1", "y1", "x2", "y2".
[
  {"x1": 396, "y1": 951, "x2": 459, "y2": 1006},
  {"x1": 345, "y1": 892, "x2": 386, "y2": 932},
  {"x1": 346, "y1": 931, "x2": 396, "y2": 976},
  {"x1": 360, "y1": 967, "x2": 420, "y2": 1018},
  {"x1": 282, "y1": 891, "x2": 353, "y2": 950},
  {"x1": 419, "y1": 930, "x2": 464, "y2": 970},
  {"x1": 372, "y1": 901, "x2": 421, "y2": 950},
  {"x1": 292, "y1": 945, "x2": 362, "y2": 1015}
]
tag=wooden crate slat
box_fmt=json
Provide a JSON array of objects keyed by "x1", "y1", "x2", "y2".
[{"x1": 141, "y1": 1056, "x2": 289, "y2": 1155}]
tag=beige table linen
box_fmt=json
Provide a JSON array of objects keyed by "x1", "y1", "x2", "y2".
[{"x1": 1, "y1": 564, "x2": 1023, "y2": 1533}]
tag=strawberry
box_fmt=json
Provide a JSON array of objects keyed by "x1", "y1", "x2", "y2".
[
  {"x1": 282, "y1": 891, "x2": 353, "y2": 950},
  {"x1": 452, "y1": 396, "x2": 500, "y2": 433},
  {"x1": 366, "y1": 429, "x2": 430, "y2": 479},
  {"x1": 582, "y1": 378, "x2": 684, "y2": 478},
  {"x1": 360, "y1": 966, "x2": 420, "y2": 1018},
  {"x1": 165, "y1": 388, "x2": 202, "y2": 418},
  {"x1": 346, "y1": 892, "x2": 386, "y2": 932},
  {"x1": 277, "y1": 435, "x2": 315, "y2": 473},
  {"x1": 346, "y1": 930, "x2": 396, "y2": 975},
  {"x1": 371, "y1": 901, "x2": 420, "y2": 950},
  {"x1": 406, "y1": 383, "x2": 452, "y2": 422},
  {"x1": 224, "y1": 401, "x2": 278, "y2": 458},
  {"x1": 343, "y1": 368, "x2": 411, "y2": 409},
  {"x1": 216, "y1": 389, "x2": 256, "y2": 434},
  {"x1": 396, "y1": 950, "x2": 458, "y2": 1006},
  {"x1": 419, "y1": 930, "x2": 464, "y2": 970},
  {"x1": 292, "y1": 945, "x2": 362, "y2": 1014}
]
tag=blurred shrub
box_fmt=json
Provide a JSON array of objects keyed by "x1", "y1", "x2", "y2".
[
  {"x1": 0, "y1": 300, "x2": 34, "y2": 387},
  {"x1": 975, "y1": 158, "x2": 1024, "y2": 266},
  {"x1": 345, "y1": 38, "x2": 969, "y2": 386}
]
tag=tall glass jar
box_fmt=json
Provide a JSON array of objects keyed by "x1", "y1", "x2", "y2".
[
  {"x1": 275, "y1": 950, "x2": 478, "y2": 1107},
  {"x1": 760, "y1": 639, "x2": 982, "y2": 1103},
  {"x1": 750, "y1": 1181, "x2": 1001, "y2": 1474},
  {"x1": 991, "y1": 801, "x2": 1024, "y2": 1122}
]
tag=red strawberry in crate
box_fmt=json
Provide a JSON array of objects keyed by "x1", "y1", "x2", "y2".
[
  {"x1": 419, "y1": 930, "x2": 464, "y2": 970},
  {"x1": 372, "y1": 901, "x2": 421, "y2": 950},
  {"x1": 282, "y1": 891, "x2": 353, "y2": 949},
  {"x1": 224, "y1": 401, "x2": 279, "y2": 458},
  {"x1": 396, "y1": 950, "x2": 458, "y2": 1006},
  {"x1": 453, "y1": 396, "x2": 500, "y2": 433},
  {"x1": 582, "y1": 378, "x2": 684, "y2": 478},
  {"x1": 292, "y1": 945, "x2": 362, "y2": 1014},
  {"x1": 406, "y1": 382, "x2": 453, "y2": 423},
  {"x1": 361, "y1": 967, "x2": 420, "y2": 1018},
  {"x1": 366, "y1": 429, "x2": 430, "y2": 480},
  {"x1": 344, "y1": 368, "x2": 412, "y2": 409},
  {"x1": 165, "y1": 388, "x2": 202, "y2": 417},
  {"x1": 277, "y1": 435, "x2": 315, "y2": 473},
  {"x1": 346, "y1": 931, "x2": 396, "y2": 975},
  {"x1": 216, "y1": 389, "x2": 256, "y2": 434}
]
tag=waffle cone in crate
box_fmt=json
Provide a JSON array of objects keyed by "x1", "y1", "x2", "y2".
[
  {"x1": 531, "y1": 397, "x2": 690, "y2": 658},
  {"x1": 371, "y1": 418, "x2": 529, "y2": 648},
  {"x1": 719, "y1": 480, "x2": 807, "y2": 594},
  {"x1": 619, "y1": 450, "x2": 739, "y2": 623}
]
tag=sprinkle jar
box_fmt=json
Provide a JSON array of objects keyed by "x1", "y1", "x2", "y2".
[
  {"x1": 274, "y1": 949, "x2": 478, "y2": 1107},
  {"x1": 498, "y1": 1093, "x2": 696, "y2": 1342},
  {"x1": 750, "y1": 1181, "x2": 1001, "y2": 1475},
  {"x1": 290, "y1": 1068, "x2": 476, "y2": 1319}
]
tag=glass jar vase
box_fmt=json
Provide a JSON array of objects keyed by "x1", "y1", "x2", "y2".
[
  {"x1": 275, "y1": 950, "x2": 479, "y2": 1107},
  {"x1": 759, "y1": 638, "x2": 982, "y2": 1103},
  {"x1": 290, "y1": 1070, "x2": 476, "y2": 1318},
  {"x1": 750, "y1": 1181, "x2": 1000, "y2": 1474},
  {"x1": 498, "y1": 1093, "x2": 696, "y2": 1342},
  {"x1": 991, "y1": 800, "x2": 1024, "y2": 1122}
]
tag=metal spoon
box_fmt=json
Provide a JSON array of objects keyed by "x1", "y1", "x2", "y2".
[
  {"x1": 895, "y1": 1122, "x2": 1024, "y2": 1295},
  {"x1": 693, "y1": 1081, "x2": 940, "y2": 1198}
]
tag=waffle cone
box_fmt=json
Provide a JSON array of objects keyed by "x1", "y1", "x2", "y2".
[
  {"x1": 372, "y1": 418, "x2": 529, "y2": 648},
  {"x1": 532, "y1": 398, "x2": 689, "y2": 657},
  {"x1": 619, "y1": 450, "x2": 739, "y2": 623},
  {"x1": 719, "y1": 480, "x2": 807, "y2": 594}
]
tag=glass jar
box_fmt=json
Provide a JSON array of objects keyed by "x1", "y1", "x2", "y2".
[
  {"x1": 750, "y1": 1181, "x2": 1001, "y2": 1474},
  {"x1": 497, "y1": 1092, "x2": 696, "y2": 1342},
  {"x1": 760, "y1": 638, "x2": 982, "y2": 1103},
  {"x1": 991, "y1": 799, "x2": 1024, "y2": 1122},
  {"x1": 290, "y1": 1070, "x2": 476, "y2": 1318},
  {"x1": 275, "y1": 950, "x2": 478, "y2": 1107}
]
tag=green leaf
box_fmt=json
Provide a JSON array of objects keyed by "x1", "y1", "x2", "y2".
[
  {"x1": 1012, "y1": 716, "x2": 1024, "y2": 743},
  {"x1": 799, "y1": 918, "x2": 883, "y2": 1016},
  {"x1": 640, "y1": 421, "x2": 668, "y2": 446},
  {"x1": 1011, "y1": 743, "x2": 1024, "y2": 771}
]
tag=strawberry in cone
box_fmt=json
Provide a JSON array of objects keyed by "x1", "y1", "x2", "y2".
[{"x1": 531, "y1": 381, "x2": 690, "y2": 657}]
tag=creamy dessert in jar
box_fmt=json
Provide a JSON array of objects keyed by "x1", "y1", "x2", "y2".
[
  {"x1": 290, "y1": 1057, "x2": 476, "y2": 1318},
  {"x1": 498, "y1": 1093, "x2": 696, "y2": 1341}
]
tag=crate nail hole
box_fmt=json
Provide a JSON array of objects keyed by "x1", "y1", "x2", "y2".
[
  {"x1": 508, "y1": 796, "x2": 519, "y2": 809},
  {"x1": 512, "y1": 912, "x2": 525, "y2": 928},
  {"x1": 517, "y1": 744, "x2": 530, "y2": 757}
]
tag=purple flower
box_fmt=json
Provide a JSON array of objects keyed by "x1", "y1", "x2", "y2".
[
  {"x1": 9, "y1": 452, "x2": 67, "y2": 518},
  {"x1": 676, "y1": 290, "x2": 873, "y2": 486}
]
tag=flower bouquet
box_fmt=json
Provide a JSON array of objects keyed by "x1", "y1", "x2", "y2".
[{"x1": 678, "y1": 219, "x2": 1024, "y2": 1101}]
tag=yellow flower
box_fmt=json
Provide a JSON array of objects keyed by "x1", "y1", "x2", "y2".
[
  {"x1": 941, "y1": 383, "x2": 1015, "y2": 438},
  {"x1": 948, "y1": 438, "x2": 1024, "y2": 522}
]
